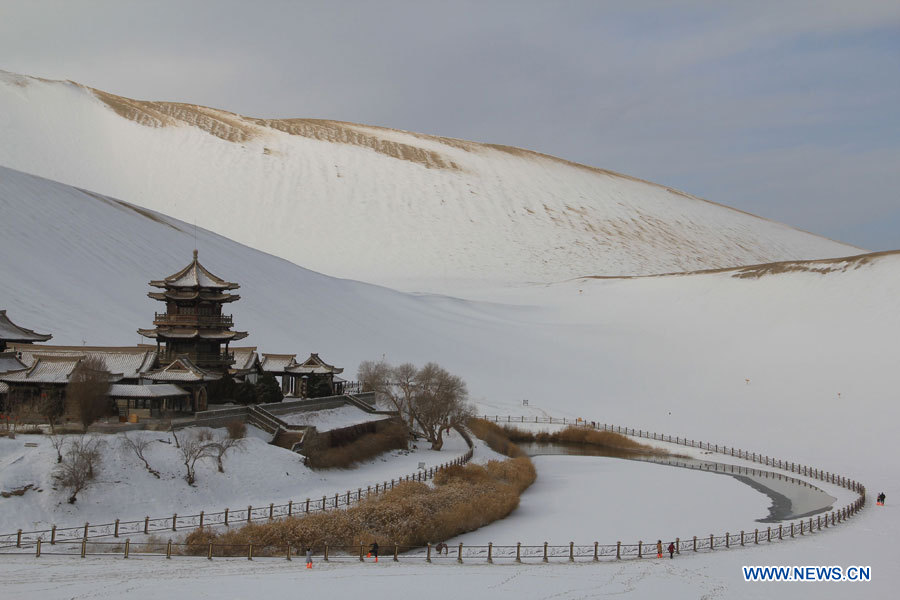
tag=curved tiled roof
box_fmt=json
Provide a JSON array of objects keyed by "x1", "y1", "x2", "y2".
[
  {"x1": 9, "y1": 344, "x2": 157, "y2": 380},
  {"x1": 0, "y1": 310, "x2": 52, "y2": 343},
  {"x1": 149, "y1": 250, "x2": 239, "y2": 290}
]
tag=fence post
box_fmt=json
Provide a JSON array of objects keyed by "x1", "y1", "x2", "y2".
[
  {"x1": 51, "y1": 525, "x2": 56, "y2": 545},
  {"x1": 16, "y1": 529, "x2": 21, "y2": 548},
  {"x1": 208, "y1": 542, "x2": 213, "y2": 560},
  {"x1": 324, "y1": 543, "x2": 329, "y2": 561},
  {"x1": 617, "y1": 541, "x2": 621, "y2": 559},
  {"x1": 779, "y1": 525, "x2": 783, "y2": 540},
  {"x1": 36, "y1": 538, "x2": 41, "y2": 558},
  {"x1": 594, "y1": 541, "x2": 599, "y2": 561},
  {"x1": 269, "y1": 503, "x2": 274, "y2": 520},
  {"x1": 248, "y1": 542, "x2": 253, "y2": 561},
  {"x1": 286, "y1": 544, "x2": 291, "y2": 561},
  {"x1": 543, "y1": 542, "x2": 548, "y2": 562},
  {"x1": 488, "y1": 542, "x2": 493, "y2": 563},
  {"x1": 458, "y1": 543, "x2": 464, "y2": 563},
  {"x1": 247, "y1": 506, "x2": 253, "y2": 524},
  {"x1": 199, "y1": 511, "x2": 204, "y2": 529},
  {"x1": 675, "y1": 538, "x2": 680, "y2": 555},
  {"x1": 569, "y1": 542, "x2": 575, "y2": 562},
  {"x1": 288, "y1": 500, "x2": 293, "y2": 516},
  {"x1": 426, "y1": 543, "x2": 432, "y2": 563},
  {"x1": 114, "y1": 519, "x2": 120, "y2": 538},
  {"x1": 740, "y1": 531, "x2": 744, "y2": 546},
  {"x1": 790, "y1": 523, "x2": 794, "y2": 538},
  {"x1": 83, "y1": 522, "x2": 89, "y2": 541},
  {"x1": 693, "y1": 536, "x2": 697, "y2": 552},
  {"x1": 516, "y1": 542, "x2": 522, "y2": 562},
  {"x1": 81, "y1": 539, "x2": 86, "y2": 558},
  {"x1": 306, "y1": 498, "x2": 310, "y2": 513},
  {"x1": 144, "y1": 516, "x2": 149, "y2": 534},
  {"x1": 359, "y1": 543, "x2": 364, "y2": 562},
  {"x1": 754, "y1": 529, "x2": 758, "y2": 544},
  {"x1": 638, "y1": 541, "x2": 642, "y2": 558},
  {"x1": 394, "y1": 543, "x2": 399, "y2": 562},
  {"x1": 709, "y1": 534, "x2": 714, "y2": 549},
  {"x1": 725, "y1": 532, "x2": 729, "y2": 548},
  {"x1": 224, "y1": 508, "x2": 229, "y2": 527},
  {"x1": 124, "y1": 538, "x2": 130, "y2": 559},
  {"x1": 166, "y1": 539, "x2": 172, "y2": 559},
  {"x1": 173, "y1": 513, "x2": 177, "y2": 532}
]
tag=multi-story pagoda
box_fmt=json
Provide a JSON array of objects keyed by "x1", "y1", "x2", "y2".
[{"x1": 138, "y1": 250, "x2": 248, "y2": 371}]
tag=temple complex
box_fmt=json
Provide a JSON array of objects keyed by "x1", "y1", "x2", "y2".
[{"x1": 0, "y1": 251, "x2": 349, "y2": 421}]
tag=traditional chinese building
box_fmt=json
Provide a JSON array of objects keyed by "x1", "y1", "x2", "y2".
[
  {"x1": 260, "y1": 352, "x2": 346, "y2": 398},
  {"x1": 138, "y1": 250, "x2": 248, "y2": 370}
]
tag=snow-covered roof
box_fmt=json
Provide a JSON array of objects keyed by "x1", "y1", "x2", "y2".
[
  {"x1": 0, "y1": 356, "x2": 82, "y2": 384},
  {"x1": 230, "y1": 347, "x2": 259, "y2": 372},
  {"x1": 149, "y1": 250, "x2": 240, "y2": 290},
  {"x1": 137, "y1": 328, "x2": 248, "y2": 341},
  {"x1": 0, "y1": 310, "x2": 52, "y2": 343},
  {"x1": 108, "y1": 383, "x2": 189, "y2": 398},
  {"x1": 10, "y1": 345, "x2": 158, "y2": 380},
  {"x1": 0, "y1": 351, "x2": 26, "y2": 374},
  {"x1": 143, "y1": 357, "x2": 221, "y2": 382},
  {"x1": 285, "y1": 352, "x2": 343, "y2": 375},
  {"x1": 260, "y1": 353, "x2": 296, "y2": 373}
]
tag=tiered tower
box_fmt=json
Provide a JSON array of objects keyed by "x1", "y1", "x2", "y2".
[{"x1": 138, "y1": 250, "x2": 248, "y2": 370}]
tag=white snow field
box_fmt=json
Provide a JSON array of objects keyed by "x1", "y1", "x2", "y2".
[
  {"x1": 0, "y1": 70, "x2": 861, "y2": 292},
  {"x1": 0, "y1": 168, "x2": 897, "y2": 599}
]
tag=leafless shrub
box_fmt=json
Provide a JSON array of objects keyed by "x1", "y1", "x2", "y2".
[
  {"x1": 119, "y1": 432, "x2": 160, "y2": 478},
  {"x1": 226, "y1": 420, "x2": 246, "y2": 440},
  {"x1": 53, "y1": 435, "x2": 105, "y2": 503},
  {"x1": 48, "y1": 433, "x2": 66, "y2": 463},
  {"x1": 176, "y1": 431, "x2": 217, "y2": 485},
  {"x1": 208, "y1": 437, "x2": 245, "y2": 473}
]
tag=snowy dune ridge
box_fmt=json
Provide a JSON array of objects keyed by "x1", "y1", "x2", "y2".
[
  {"x1": 0, "y1": 70, "x2": 861, "y2": 291},
  {"x1": 2, "y1": 168, "x2": 899, "y2": 599}
]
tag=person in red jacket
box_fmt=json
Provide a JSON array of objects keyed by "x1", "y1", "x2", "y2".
[{"x1": 667, "y1": 542, "x2": 675, "y2": 559}]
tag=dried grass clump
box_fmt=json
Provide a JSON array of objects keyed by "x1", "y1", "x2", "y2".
[
  {"x1": 304, "y1": 422, "x2": 409, "y2": 469},
  {"x1": 493, "y1": 424, "x2": 665, "y2": 455},
  {"x1": 226, "y1": 420, "x2": 246, "y2": 440},
  {"x1": 184, "y1": 457, "x2": 536, "y2": 554},
  {"x1": 467, "y1": 418, "x2": 525, "y2": 457}
]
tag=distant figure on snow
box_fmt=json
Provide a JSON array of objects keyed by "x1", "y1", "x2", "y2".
[
  {"x1": 435, "y1": 542, "x2": 449, "y2": 555},
  {"x1": 656, "y1": 540, "x2": 663, "y2": 558},
  {"x1": 667, "y1": 542, "x2": 675, "y2": 559},
  {"x1": 305, "y1": 547, "x2": 313, "y2": 569},
  {"x1": 368, "y1": 541, "x2": 379, "y2": 562},
  {"x1": 877, "y1": 492, "x2": 886, "y2": 506}
]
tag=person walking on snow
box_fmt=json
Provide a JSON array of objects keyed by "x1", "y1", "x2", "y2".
[
  {"x1": 656, "y1": 540, "x2": 663, "y2": 558},
  {"x1": 877, "y1": 492, "x2": 886, "y2": 505},
  {"x1": 369, "y1": 541, "x2": 379, "y2": 562},
  {"x1": 305, "y1": 547, "x2": 313, "y2": 569},
  {"x1": 667, "y1": 542, "x2": 675, "y2": 559}
]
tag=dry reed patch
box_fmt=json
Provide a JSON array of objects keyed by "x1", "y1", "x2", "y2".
[
  {"x1": 303, "y1": 422, "x2": 409, "y2": 469},
  {"x1": 497, "y1": 424, "x2": 667, "y2": 456},
  {"x1": 467, "y1": 418, "x2": 525, "y2": 457}
]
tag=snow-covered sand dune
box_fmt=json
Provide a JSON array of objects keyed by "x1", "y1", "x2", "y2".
[
  {"x1": 0, "y1": 70, "x2": 861, "y2": 291},
  {"x1": 1, "y1": 167, "x2": 897, "y2": 598}
]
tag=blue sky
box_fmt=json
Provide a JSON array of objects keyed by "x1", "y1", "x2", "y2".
[{"x1": 1, "y1": 0, "x2": 898, "y2": 250}]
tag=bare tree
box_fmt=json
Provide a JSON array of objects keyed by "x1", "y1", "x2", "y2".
[
  {"x1": 409, "y1": 363, "x2": 472, "y2": 451},
  {"x1": 53, "y1": 435, "x2": 105, "y2": 503},
  {"x1": 48, "y1": 433, "x2": 66, "y2": 463},
  {"x1": 119, "y1": 433, "x2": 160, "y2": 478},
  {"x1": 36, "y1": 389, "x2": 65, "y2": 433},
  {"x1": 357, "y1": 360, "x2": 418, "y2": 429},
  {"x1": 177, "y1": 431, "x2": 217, "y2": 485},
  {"x1": 66, "y1": 357, "x2": 111, "y2": 431},
  {"x1": 208, "y1": 437, "x2": 245, "y2": 473}
]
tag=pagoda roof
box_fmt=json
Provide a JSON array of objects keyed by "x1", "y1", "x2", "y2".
[
  {"x1": 108, "y1": 383, "x2": 189, "y2": 399},
  {"x1": 0, "y1": 310, "x2": 52, "y2": 343},
  {"x1": 260, "y1": 353, "x2": 297, "y2": 373},
  {"x1": 149, "y1": 250, "x2": 240, "y2": 291},
  {"x1": 285, "y1": 353, "x2": 344, "y2": 375},
  {"x1": 9, "y1": 344, "x2": 158, "y2": 380},
  {"x1": 148, "y1": 290, "x2": 240, "y2": 303},
  {"x1": 137, "y1": 329, "x2": 248, "y2": 341},
  {"x1": 142, "y1": 357, "x2": 221, "y2": 382},
  {"x1": 0, "y1": 351, "x2": 27, "y2": 375}
]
